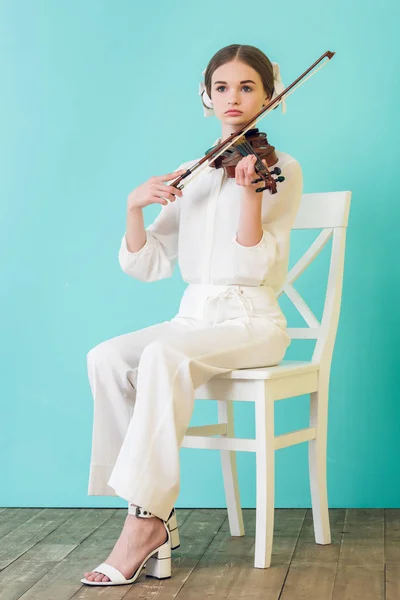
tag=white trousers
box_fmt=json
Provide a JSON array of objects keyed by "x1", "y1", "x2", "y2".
[{"x1": 86, "y1": 283, "x2": 290, "y2": 521}]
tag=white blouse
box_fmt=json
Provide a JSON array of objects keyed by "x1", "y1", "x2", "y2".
[{"x1": 119, "y1": 141, "x2": 303, "y2": 293}]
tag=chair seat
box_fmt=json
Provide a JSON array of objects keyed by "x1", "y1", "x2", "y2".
[{"x1": 214, "y1": 360, "x2": 320, "y2": 380}]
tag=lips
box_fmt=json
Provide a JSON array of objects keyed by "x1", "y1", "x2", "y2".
[{"x1": 225, "y1": 110, "x2": 242, "y2": 115}]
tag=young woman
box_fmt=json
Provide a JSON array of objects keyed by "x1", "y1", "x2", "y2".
[{"x1": 81, "y1": 43, "x2": 303, "y2": 586}]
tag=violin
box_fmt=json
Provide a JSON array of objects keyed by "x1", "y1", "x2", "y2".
[
  {"x1": 170, "y1": 50, "x2": 335, "y2": 195},
  {"x1": 204, "y1": 127, "x2": 285, "y2": 195}
]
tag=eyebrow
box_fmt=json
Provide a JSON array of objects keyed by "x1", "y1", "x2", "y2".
[{"x1": 213, "y1": 80, "x2": 256, "y2": 85}]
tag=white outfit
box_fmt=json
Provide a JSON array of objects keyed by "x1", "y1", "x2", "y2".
[{"x1": 87, "y1": 144, "x2": 303, "y2": 521}]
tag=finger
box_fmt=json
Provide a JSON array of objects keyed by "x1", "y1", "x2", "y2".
[
  {"x1": 247, "y1": 155, "x2": 256, "y2": 174},
  {"x1": 155, "y1": 168, "x2": 187, "y2": 182},
  {"x1": 240, "y1": 156, "x2": 251, "y2": 169},
  {"x1": 235, "y1": 164, "x2": 243, "y2": 186},
  {"x1": 155, "y1": 184, "x2": 183, "y2": 196},
  {"x1": 151, "y1": 186, "x2": 175, "y2": 202},
  {"x1": 152, "y1": 195, "x2": 169, "y2": 205},
  {"x1": 153, "y1": 190, "x2": 176, "y2": 203},
  {"x1": 243, "y1": 155, "x2": 252, "y2": 167},
  {"x1": 156, "y1": 184, "x2": 183, "y2": 197},
  {"x1": 256, "y1": 158, "x2": 267, "y2": 175}
]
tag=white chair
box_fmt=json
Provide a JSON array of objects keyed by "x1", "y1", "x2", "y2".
[{"x1": 181, "y1": 190, "x2": 352, "y2": 568}]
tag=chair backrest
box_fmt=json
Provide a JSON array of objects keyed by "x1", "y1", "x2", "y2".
[{"x1": 276, "y1": 191, "x2": 352, "y2": 370}]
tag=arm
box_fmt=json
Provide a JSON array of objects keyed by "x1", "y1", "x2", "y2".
[
  {"x1": 119, "y1": 166, "x2": 184, "y2": 282},
  {"x1": 125, "y1": 206, "x2": 147, "y2": 253},
  {"x1": 236, "y1": 190, "x2": 263, "y2": 247},
  {"x1": 232, "y1": 160, "x2": 303, "y2": 283}
]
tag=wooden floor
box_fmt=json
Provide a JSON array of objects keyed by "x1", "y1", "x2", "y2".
[{"x1": 0, "y1": 507, "x2": 398, "y2": 599}]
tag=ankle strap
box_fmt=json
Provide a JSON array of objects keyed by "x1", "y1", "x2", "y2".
[{"x1": 128, "y1": 504, "x2": 155, "y2": 518}]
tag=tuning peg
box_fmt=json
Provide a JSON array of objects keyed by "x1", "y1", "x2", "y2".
[
  {"x1": 271, "y1": 167, "x2": 282, "y2": 175},
  {"x1": 274, "y1": 176, "x2": 285, "y2": 183}
]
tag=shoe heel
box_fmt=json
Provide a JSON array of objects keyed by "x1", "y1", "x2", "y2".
[
  {"x1": 145, "y1": 539, "x2": 171, "y2": 580},
  {"x1": 168, "y1": 511, "x2": 180, "y2": 550}
]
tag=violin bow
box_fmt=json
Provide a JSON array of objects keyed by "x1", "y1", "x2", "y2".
[{"x1": 170, "y1": 50, "x2": 335, "y2": 190}]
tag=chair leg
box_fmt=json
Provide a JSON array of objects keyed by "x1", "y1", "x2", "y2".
[
  {"x1": 309, "y1": 384, "x2": 331, "y2": 545},
  {"x1": 254, "y1": 383, "x2": 275, "y2": 568},
  {"x1": 218, "y1": 400, "x2": 244, "y2": 537}
]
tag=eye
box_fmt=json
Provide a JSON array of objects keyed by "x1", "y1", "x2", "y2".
[{"x1": 215, "y1": 85, "x2": 253, "y2": 93}]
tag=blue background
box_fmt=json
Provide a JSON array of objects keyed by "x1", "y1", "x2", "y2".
[{"x1": 1, "y1": 0, "x2": 398, "y2": 509}]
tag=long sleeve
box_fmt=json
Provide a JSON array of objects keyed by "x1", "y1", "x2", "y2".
[
  {"x1": 229, "y1": 160, "x2": 303, "y2": 285},
  {"x1": 118, "y1": 167, "x2": 183, "y2": 282}
]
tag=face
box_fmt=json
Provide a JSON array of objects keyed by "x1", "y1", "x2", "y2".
[{"x1": 210, "y1": 59, "x2": 270, "y2": 127}]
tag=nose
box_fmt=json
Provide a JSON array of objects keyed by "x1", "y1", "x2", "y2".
[{"x1": 227, "y1": 90, "x2": 240, "y2": 104}]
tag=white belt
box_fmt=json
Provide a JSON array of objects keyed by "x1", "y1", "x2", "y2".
[{"x1": 203, "y1": 286, "x2": 255, "y2": 326}]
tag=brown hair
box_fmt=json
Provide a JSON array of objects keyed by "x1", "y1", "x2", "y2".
[{"x1": 202, "y1": 44, "x2": 276, "y2": 111}]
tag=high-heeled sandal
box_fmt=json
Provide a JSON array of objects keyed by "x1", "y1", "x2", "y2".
[
  {"x1": 166, "y1": 507, "x2": 180, "y2": 550},
  {"x1": 80, "y1": 506, "x2": 172, "y2": 587}
]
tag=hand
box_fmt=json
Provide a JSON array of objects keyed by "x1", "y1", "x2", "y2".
[
  {"x1": 235, "y1": 155, "x2": 267, "y2": 192},
  {"x1": 127, "y1": 168, "x2": 186, "y2": 210}
]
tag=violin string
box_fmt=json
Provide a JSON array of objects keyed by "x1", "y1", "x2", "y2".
[
  {"x1": 242, "y1": 140, "x2": 267, "y2": 175},
  {"x1": 235, "y1": 140, "x2": 259, "y2": 171}
]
